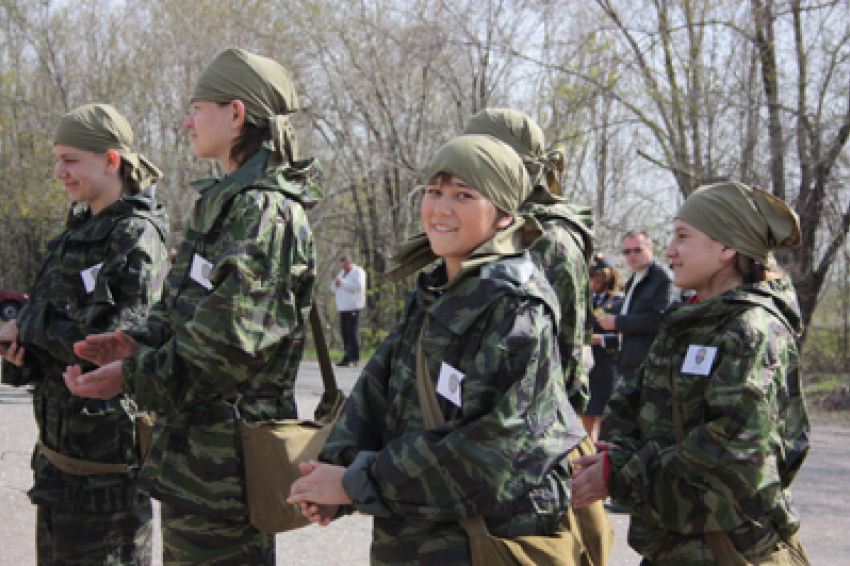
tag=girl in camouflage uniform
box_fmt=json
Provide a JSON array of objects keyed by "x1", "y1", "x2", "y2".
[
  {"x1": 289, "y1": 135, "x2": 586, "y2": 565},
  {"x1": 0, "y1": 104, "x2": 168, "y2": 565},
  {"x1": 572, "y1": 182, "x2": 810, "y2": 565},
  {"x1": 64, "y1": 49, "x2": 322, "y2": 565}
]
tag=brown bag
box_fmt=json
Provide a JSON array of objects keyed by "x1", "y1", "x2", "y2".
[
  {"x1": 415, "y1": 330, "x2": 583, "y2": 566},
  {"x1": 240, "y1": 303, "x2": 347, "y2": 534},
  {"x1": 563, "y1": 436, "x2": 615, "y2": 566},
  {"x1": 669, "y1": 375, "x2": 810, "y2": 566}
]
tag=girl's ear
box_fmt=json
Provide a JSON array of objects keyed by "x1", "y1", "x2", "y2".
[
  {"x1": 719, "y1": 245, "x2": 737, "y2": 263},
  {"x1": 105, "y1": 150, "x2": 122, "y2": 174},
  {"x1": 230, "y1": 100, "x2": 247, "y2": 130},
  {"x1": 496, "y1": 214, "x2": 514, "y2": 230}
]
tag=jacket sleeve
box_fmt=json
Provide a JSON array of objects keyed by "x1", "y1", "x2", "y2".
[
  {"x1": 338, "y1": 268, "x2": 365, "y2": 294},
  {"x1": 329, "y1": 298, "x2": 577, "y2": 521},
  {"x1": 125, "y1": 192, "x2": 312, "y2": 414},
  {"x1": 615, "y1": 269, "x2": 673, "y2": 336},
  {"x1": 320, "y1": 323, "x2": 399, "y2": 468},
  {"x1": 605, "y1": 320, "x2": 801, "y2": 533},
  {"x1": 16, "y1": 217, "x2": 166, "y2": 369},
  {"x1": 530, "y1": 228, "x2": 591, "y2": 414}
]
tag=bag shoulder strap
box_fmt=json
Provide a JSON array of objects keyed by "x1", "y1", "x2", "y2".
[
  {"x1": 415, "y1": 325, "x2": 491, "y2": 537},
  {"x1": 310, "y1": 300, "x2": 338, "y2": 394},
  {"x1": 669, "y1": 372, "x2": 747, "y2": 566},
  {"x1": 415, "y1": 325, "x2": 443, "y2": 429}
]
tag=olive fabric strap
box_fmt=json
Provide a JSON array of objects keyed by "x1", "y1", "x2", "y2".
[
  {"x1": 669, "y1": 372, "x2": 748, "y2": 566},
  {"x1": 415, "y1": 327, "x2": 494, "y2": 542},
  {"x1": 309, "y1": 300, "x2": 338, "y2": 395},
  {"x1": 37, "y1": 442, "x2": 131, "y2": 475}
]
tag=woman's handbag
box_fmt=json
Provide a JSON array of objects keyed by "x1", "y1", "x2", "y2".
[
  {"x1": 240, "y1": 303, "x2": 347, "y2": 534},
  {"x1": 415, "y1": 329, "x2": 584, "y2": 566}
]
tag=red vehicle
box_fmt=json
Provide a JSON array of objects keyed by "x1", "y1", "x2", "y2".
[{"x1": 0, "y1": 289, "x2": 29, "y2": 321}]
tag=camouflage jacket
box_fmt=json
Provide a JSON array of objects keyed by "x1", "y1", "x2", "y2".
[
  {"x1": 321, "y1": 255, "x2": 586, "y2": 565},
  {"x1": 122, "y1": 147, "x2": 321, "y2": 516},
  {"x1": 520, "y1": 201, "x2": 594, "y2": 414},
  {"x1": 1, "y1": 188, "x2": 168, "y2": 513},
  {"x1": 601, "y1": 278, "x2": 809, "y2": 564}
]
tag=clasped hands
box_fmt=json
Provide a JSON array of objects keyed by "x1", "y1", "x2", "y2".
[
  {"x1": 571, "y1": 441, "x2": 615, "y2": 509},
  {"x1": 287, "y1": 461, "x2": 352, "y2": 527},
  {"x1": 62, "y1": 329, "x2": 140, "y2": 399}
]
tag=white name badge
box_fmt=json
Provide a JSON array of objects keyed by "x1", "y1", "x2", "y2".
[
  {"x1": 681, "y1": 345, "x2": 718, "y2": 376},
  {"x1": 81, "y1": 262, "x2": 104, "y2": 294},
  {"x1": 190, "y1": 254, "x2": 214, "y2": 290},
  {"x1": 436, "y1": 361, "x2": 465, "y2": 408}
]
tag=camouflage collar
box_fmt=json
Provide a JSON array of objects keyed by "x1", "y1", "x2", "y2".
[
  {"x1": 666, "y1": 277, "x2": 801, "y2": 336},
  {"x1": 188, "y1": 148, "x2": 323, "y2": 234},
  {"x1": 189, "y1": 147, "x2": 271, "y2": 194},
  {"x1": 417, "y1": 254, "x2": 560, "y2": 336},
  {"x1": 65, "y1": 187, "x2": 165, "y2": 243},
  {"x1": 519, "y1": 201, "x2": 594, "y2": 261}
]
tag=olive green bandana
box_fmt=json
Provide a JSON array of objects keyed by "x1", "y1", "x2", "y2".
[
  {"x1": 53, "y1": 104, "x2": 162, "y2": 194},
  {"x1": 192, "y1": 48, "x2": 299, "y2": 167},
  {"x1": 676, "y1": 181, "x2": 801, "y2": 263},
  {"x1": 462, "y1": 108, "x2": 565, "y2": 203},
  {"x1": 387, "y1": 134, "x2": 541, "y2": 281}
]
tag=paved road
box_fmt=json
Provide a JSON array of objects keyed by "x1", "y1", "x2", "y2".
[{"x1": 2, "y1": 362, "x2": 848, "y2": 565}]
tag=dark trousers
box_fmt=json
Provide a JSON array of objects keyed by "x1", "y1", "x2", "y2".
[
  {"x1": 160, "y1": 502, "x2": 274, "y2": 565},
  {"x1": 339, "y1": 310, "x2": 361, "y2": 362},
  {"x1": 37, "y1": 502, "x2": 153, "y2": 565}
]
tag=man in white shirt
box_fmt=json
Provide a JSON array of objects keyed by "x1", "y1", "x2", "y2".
[{"x1": 331, "y1": 255, "x2": 366, "y2": 367}]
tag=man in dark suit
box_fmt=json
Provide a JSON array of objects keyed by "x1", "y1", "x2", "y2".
[{"x1": 598, "y1": 229, "x2": 674, "y2": 379}]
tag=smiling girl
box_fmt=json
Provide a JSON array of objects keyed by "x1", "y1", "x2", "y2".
[
  {"x1": 572, "y1": 181, "x2": 811, "y2": 565},
  {"x1": 288, "y1": 135, "x2": 586, "y2": 565},
  {"x1": 0, "y1": 103, "x2": 168, "y2": 565}
]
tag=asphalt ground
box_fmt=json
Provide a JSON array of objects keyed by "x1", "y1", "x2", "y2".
[{"x1": 2, "y1": 362, "x2": 848, "y2": 565}]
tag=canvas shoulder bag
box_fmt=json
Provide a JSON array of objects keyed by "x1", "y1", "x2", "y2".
[{"x1": 240, "y1": 301, "x2": 347, "y2": 534}]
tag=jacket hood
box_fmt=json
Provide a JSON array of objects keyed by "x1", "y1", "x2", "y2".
[
  {"x1": 666, "y1": 277, "x2": 802, "y2": 337},
  {"x1": 414, "y1": 254, "x2": 561, "y2": 337},
  {"x1": 66, "y1": 185, "x2": 168, "y2": 243},
  {"x1": 188, "y1": 147, "x2": 323, "y2": 235},
  {"x1": 521, "y1": 201, "x2": 594, "y2": 261},
  {"x1": 191, "y1": 147, "x2": 323, "y2": 209}
]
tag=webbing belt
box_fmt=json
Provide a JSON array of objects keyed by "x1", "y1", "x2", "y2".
[{"x1": 37, "y1": 442, "x2": 131, "y2": 475}]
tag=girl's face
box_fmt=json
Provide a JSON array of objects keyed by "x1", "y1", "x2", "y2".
[
  {"x1": 421, "y1": 174, "x2": 512, "y2": 279},
  {"x1": 665, "y1": 218, "x2": 734, "y2": 292},
  {"x1": 184, "y1": 100, "x2": 240, "y2": 169},
  {"x1": 590, "y1": 271, "x2": 607, "y2": 294},
  {"x1": 53, "y1": 145, "x2": 121, "y2": 213}
]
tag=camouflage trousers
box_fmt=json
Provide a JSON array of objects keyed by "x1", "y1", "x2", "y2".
[
  {"x1": 160, "y1": 503, "x2": 275, "y2": 565},
  {"x1": 36, "y1": 502, "x2": 153, "y2": 565}
]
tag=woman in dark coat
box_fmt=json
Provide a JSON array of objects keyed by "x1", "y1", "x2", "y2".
[{"x1": 582, "y1": 253, "x2": 623, "y2": 443}]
